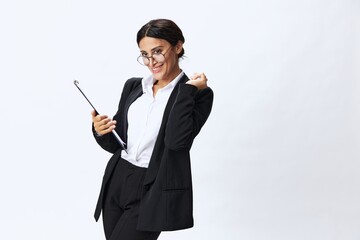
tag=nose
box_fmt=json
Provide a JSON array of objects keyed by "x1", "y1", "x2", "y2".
[{"x1": 148, "y1": 56, "x2": 157, "y2": 66}]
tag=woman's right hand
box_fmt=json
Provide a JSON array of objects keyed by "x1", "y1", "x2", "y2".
[{"x1": 91, "y1": 110, "x2": 117, "y2": 136}]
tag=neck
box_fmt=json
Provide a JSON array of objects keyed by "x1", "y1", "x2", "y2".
[{"x1": 155, "y1": 68, "x2": 181, "y2": 87}]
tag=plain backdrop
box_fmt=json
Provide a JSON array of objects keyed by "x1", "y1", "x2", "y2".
[{"x1": 0, "y1": 0, "x2": 359, "y2": 239}]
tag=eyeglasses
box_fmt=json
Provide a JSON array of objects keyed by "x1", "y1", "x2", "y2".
[{"x1": 137, "y1": 47, "x2": 172, "y2": 66}]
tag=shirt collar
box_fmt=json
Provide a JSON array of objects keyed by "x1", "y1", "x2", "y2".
[{"x1": 141, "y1": 71, "x2": 184, "y2": 94}]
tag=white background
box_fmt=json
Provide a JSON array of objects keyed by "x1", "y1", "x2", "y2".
[{"x1": 0, "y1": 0, "x2": 359, "y2": 239}]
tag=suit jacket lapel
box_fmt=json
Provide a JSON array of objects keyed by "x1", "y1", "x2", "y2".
[
  {"x1": 121, "y1": 81, "x2": 143, "y2": 144},
  {"x1": 143, "y1": 74, "x2": 189, "y2": 186}
]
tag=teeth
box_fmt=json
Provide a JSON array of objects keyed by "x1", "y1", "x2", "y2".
[{"x1": 152, "y1": 65, "x2": 162, "y2": 71}]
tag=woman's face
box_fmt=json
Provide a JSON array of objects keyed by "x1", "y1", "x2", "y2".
[{"x1": 138, "y1": 37, "x2": 182, "y2": 82}]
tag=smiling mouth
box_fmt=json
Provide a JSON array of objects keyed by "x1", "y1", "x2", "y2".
[{"x1": 151, "y1": 64, "x2": 163, "y2": 73}]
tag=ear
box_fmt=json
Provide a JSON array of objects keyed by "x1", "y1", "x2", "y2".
[{"x1": 175, "y1": 41, "x2": 183, "y2": 54}]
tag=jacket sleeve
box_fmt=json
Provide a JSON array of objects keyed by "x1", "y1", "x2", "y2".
[
  {"x1": 92, "y1": 78, "x2": 139, "y2": 154},
  {"x1": 164, "y1": 83, "x2": 214, "y2": 151}
]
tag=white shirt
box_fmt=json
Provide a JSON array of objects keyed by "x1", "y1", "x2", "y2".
[{"x1": 121, "y1": 71, "x2": 184, "y2": 168}]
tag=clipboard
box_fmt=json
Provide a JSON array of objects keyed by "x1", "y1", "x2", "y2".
[{"x1": 73, "y1": 80, "x2": 127, "y2": 153}]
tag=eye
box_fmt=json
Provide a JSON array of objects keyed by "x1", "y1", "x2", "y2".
[
  {"x1": 141, "y1": 52, "x2": 148, "y2": 57},
  {"x1": 153, "y1": 49, "x2": 162, "y2": 55}
]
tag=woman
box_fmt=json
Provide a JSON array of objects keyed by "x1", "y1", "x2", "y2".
[{"x1": 91, "y1": 19, "x2": 213, "y2": 240}]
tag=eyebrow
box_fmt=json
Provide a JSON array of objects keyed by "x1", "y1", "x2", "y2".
[{"x1": 140, "y1": 45, "x2": 164, "y2": 53}]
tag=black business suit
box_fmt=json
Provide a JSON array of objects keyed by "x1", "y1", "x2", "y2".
[{"x1": 93, "y1": 74, "x2": 213, "y2": 235}]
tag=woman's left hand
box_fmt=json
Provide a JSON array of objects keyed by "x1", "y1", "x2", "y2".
[{"x1": 186, "y1": 72, "x2": 208, "y2": 90}]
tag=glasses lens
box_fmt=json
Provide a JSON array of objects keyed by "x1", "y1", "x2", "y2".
[
  {"x1": 137, "y1": 52, "x2": 166, "y2": 66},
  {"x1": 137, "y1": 56, "x2": 148, "y2": 66},
  {"x1": 153, "y1": 53, "x2": 165, "y2": 63}
]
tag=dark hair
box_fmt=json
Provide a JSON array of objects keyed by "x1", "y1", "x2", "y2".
[{"x1": 137, "y1": 19, "x2": 185, "y2": 58}]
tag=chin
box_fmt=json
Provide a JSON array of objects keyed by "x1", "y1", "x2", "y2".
[{"x1": 152, "y1": 72, "x2": 165, "y2": 80}]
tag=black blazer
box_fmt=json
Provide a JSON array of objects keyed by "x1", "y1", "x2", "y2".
[{"x1": 93, "y1": 74, "x2": 213, "y2": 231}]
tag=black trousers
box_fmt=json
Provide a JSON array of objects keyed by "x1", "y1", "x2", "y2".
[{"x1": 102, "y1": 158, "x2": 160, "y2": 240}]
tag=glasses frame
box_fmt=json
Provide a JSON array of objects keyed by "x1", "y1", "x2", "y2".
[{"x1": 137, "y1": 46, "x2": 172, "y2": 66}]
